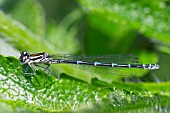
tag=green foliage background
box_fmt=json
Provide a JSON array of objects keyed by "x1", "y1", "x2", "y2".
[{"x1": 0, "y1": 0, "x2": 170, "y2": 112}]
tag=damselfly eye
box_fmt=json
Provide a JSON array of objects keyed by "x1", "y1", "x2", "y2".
[{"x1": 19, "y1": 51, "x2": 29, "y2": 63}]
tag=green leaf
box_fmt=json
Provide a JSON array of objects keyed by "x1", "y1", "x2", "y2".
[
  {"x1": 0, "y1": 100, "x2": 35, "y2": 113},
  {"x1": 0, "y1": 11, "x2": 48, "y2": 52},
  {"x1": 46, "y1": 9, "x2": 81, "y2": 54},
  {"x1": 0, "y1": 54, "x2": 169, "y2": 112},
  {"x1": 9, "y1": 0, "x2": 45, "y2": 37},
  {"x1": 78, "y1": 0, "x2": 170, "y2": 51}
]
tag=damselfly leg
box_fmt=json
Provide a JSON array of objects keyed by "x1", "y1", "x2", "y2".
[
  {"x1": 33, "y1": 63, "x2": 50, "y2": 87},
  {"x1": 34, "y1": 63, "x2": 50, "y2": 74},
  {"x1": 22, "y1": 64, "x2": 40, "y2": 86}
]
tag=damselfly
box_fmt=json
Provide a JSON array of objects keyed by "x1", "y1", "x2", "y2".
[{"x1": 19, "y1": 51, "x2": 159, "y2": 75}]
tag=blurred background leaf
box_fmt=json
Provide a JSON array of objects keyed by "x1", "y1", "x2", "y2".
[{"x1": 0, "y1": 0, "x2": 170, "y2": 112}]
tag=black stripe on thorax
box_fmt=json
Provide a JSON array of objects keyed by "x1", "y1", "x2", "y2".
[{"x1": 30, "y1": 52, "x2": 45, "y2": 57}]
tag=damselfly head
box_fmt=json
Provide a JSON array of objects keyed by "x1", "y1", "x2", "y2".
[{"x1": 20, "y1": 51, "x2": 30, "y2": 64}]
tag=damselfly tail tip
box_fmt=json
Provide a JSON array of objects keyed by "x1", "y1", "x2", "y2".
[
  {"x1": 145, "y1": 64, "x2": 160, "y2": 70},
  {"x1": 153, "y1": 64, "x2": 160, "y2": 70}
]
